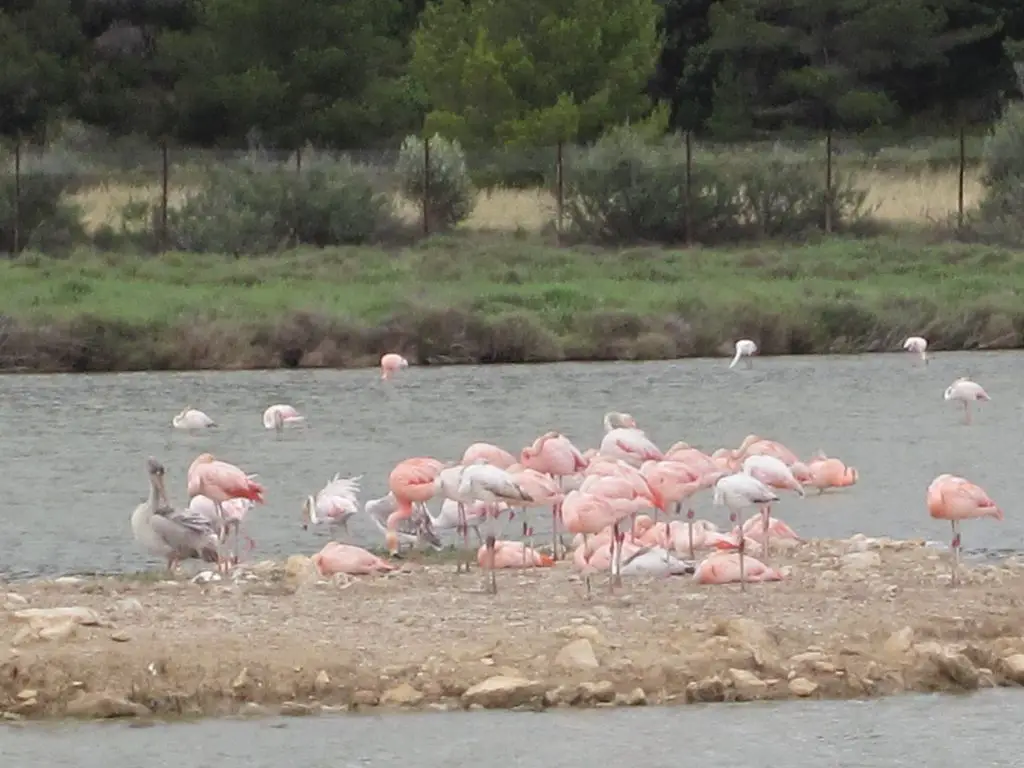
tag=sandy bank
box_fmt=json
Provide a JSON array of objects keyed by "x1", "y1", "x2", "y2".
[{"x1": 2, "y1": 536, "x2": 1024, "y2": 722}]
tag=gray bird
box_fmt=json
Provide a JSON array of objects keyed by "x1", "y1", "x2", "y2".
[{"x1": 130, "y1": 456, "x2": 224, "y2": 575}]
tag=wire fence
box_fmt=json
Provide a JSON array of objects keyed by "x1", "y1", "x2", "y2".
[{"x1": 0, "y1": 127, "x2": 987, "y2": 254}]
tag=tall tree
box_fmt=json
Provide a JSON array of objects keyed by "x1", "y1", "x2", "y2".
[
  {"x1": 170, "y1": 0, "x2": 422, "y2": 148},
  {"x1": 705, "y1": 0, "x2": 992, "y2": 136},
  {"x1": 648, "y1": 0, "x2": 718, "y2": 132},
  {"x1": 411, "y1": 0, "x2": 663, "y2": 146},
  {"x1": 0, "y1": 1, "x2": 82, "y2": 141}
]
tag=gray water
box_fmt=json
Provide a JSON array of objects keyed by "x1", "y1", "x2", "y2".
[
  {"x1": 1, "y1": 351, "x2": 1023, "y2": 578},
  {"x1": 4, "y1": 689, "x2": 1023, "y2": 766}
]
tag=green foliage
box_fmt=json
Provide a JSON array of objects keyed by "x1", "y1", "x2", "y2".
[
  {"x1": 970, "y1": 102, "x2": 1024, "y2": 243},
  {"x1": 411, "y1": 0, "x2": 662, "y2": 147},
  {"x1": 158, "y1": 157, "x2": 398, "y2": 253},
  {"x1": 0, "y1": 1, "x2": 83, "y2": 138},
  {"x1": 396, "y1": 134, "x2": 475, "y2": 230},
  {"x1": 564, "y1": 127, "x2": 868, "y2": 244},
  {"x1": 0, "y1": 169, "x2": 86, "y2": 254}
]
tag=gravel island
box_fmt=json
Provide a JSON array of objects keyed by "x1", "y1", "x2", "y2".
[{"x1": 2, "y1": 536, "x2": 1024, "y2": 721}]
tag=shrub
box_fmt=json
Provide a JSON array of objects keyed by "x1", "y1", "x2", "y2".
[
  {"x1": 158, "y1": 155, "x2": 397, "y2": 254},
  {"x1": 0, "y1": 171, "x2": 87, "y2": 255},
  {"x1": 395, "y1": 134, "x2": 475, "y2": 231},
  {"x1": 968, "y1": 103, "x2": 1024, "y2": 245},
  {"x1": 564, "y1": 127, "x2": 868, "y2": 245}
]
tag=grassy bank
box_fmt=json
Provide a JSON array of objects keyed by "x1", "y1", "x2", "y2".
[{"x1": 1, "y1": 235, "x2": 1023, "y2": 372}]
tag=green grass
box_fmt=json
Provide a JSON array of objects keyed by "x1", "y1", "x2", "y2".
[{"x1": 2, "y1": 234, "x2": 1023, "y2": 372}]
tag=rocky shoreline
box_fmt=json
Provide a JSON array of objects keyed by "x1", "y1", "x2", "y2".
[{"x1": 3, "y1": 536, "x2": 1024, "y2": 722}]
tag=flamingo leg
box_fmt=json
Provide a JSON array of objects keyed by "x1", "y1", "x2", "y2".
[
  {"x1": 965, "y1": 401, "x2": 973, "y2": 426},
  {"x1": 730, "y1": 507, "x2": 746, "y2": 592},
  {"x1": 485, "y1": 534, "x2": 498, "y2": 594},
  {"x1": 551, "y1": 503, "x2": 561, "y2": 560},
  {"x1": 456, "y1": 502, "x2": 468, "y2": 574},
  {"x1": 611, "y1": 524, "x2": 624, "y2": 590},
  {"x1": 686, "y1": 506, "x2": 695, "y2": 560},
  {"x1": 951, "y1": 520, "x2": 961, "y2": 588},
  {"x1": 761, "y1": 505, "x2": 771, "y2": 563},
  {"x1": 582, "y1": 533, "x2": 591, "y2": 597}
]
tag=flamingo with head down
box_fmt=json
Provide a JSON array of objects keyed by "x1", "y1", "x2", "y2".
[{"x1": 386, "y1": 457, "x2": 443, "y2": 556}]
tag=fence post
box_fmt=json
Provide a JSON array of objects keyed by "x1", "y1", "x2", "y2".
[
  {"x1": 685, "y1": 130, "x2": 693, "y2": 246},
  {"x1": 296, "y1": 146, "x2": 303, "y2": 173},
  {"x1": 556, "y1": 141, "x2": 564, "y2": 244},
  {"x1": 422, "y1": 135, "x2": 431, "y2": 236},
  {"x1": 160, "y1": 141, "x2": 169, "y2": 253},
  {"x1": 824, "y1": 129, "x2": 833, "y2": 234},
  {"x1": 957, "y1": 125, "x2": 966, "y2": 230}
]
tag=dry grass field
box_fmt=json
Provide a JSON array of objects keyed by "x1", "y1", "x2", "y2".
[{"x1": 67, "y1": 167, "x2": 981, "y2": 236}]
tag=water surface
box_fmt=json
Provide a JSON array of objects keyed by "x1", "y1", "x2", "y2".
[
  {"x1": 1, "y1": 351, "x2": 1022, "y2": 578},
  {"x1": 4, "y1": 690, "x2": 1023, "y2": 767}
]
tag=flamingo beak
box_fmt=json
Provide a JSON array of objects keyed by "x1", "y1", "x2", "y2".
[{"x1": 650, "y1": 488, "x2": 667, "y2": 513}]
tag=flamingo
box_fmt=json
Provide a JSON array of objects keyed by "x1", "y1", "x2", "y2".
[
  {"x1": 312, "y1": 541, "x2": 396, "y2": 576},
  {"x1": 805, "y1": 453, "x2": 859, "y2": 492},
  {"x1": 520, "y1": 432, "x2": 589, "y2": 559},
  {"x1": 602, "y1": 412, "x2": 639, "y2": 432},
  {"x1": 302, "y1": 474, "x2": 361, "y2": 538},
  {"x1": 561, "y1": 490, "x2": 634, "y2": 594},
  {"x1": 927, "y1": 474, "x2": 1003, "y2": 587},
  {"x1": 735, "y1": 435, "x2": 801, "y2": 467},
  {"x1": 434, "y1": 463, "x2": 489, "y2": 573},
  {"x1": 903, "y1": 336, "x2": 928, "y2": 364},
  {"x1": 729, "y1": 339, "x2": 757, "y2": 369},
  {"x1": 462, "y1": 443, "x2": 517, "y2": 469},
  {"x1": 507, "y1": 467, "x2": 565, "y2": 565},
  {"x1": 428, "y1": 498, "x2": 493, "y2": 545},
  {"x1": 741, "y1": 455, "x2": 804, "y2": 559},
  {"x1": 694, "y1": 550, "x2": 782, "y2": 585},
  {"x1": 364, "y1": 493, "x2": 441, "y2": 552},
  {"x1": 186, "y1": 454, "x2": 264, "y2": 555},
  {"x1": 640, "y1": 460, "x2": 704, "y2": 559},
  {"x1": 476, "y1": 541, "x2": 554, "y2": 569},
  {"x1": 599, "y1": 426, "x2": 664, "y2": 467},
  {"x1": 380, "y1": 353, "x2": 409, "y2": 380},
  {"x1": 187, "y1": 495, "x2": 256, "y2": 565},
  {"x1": 712, "y1": 474, "x2": 779, "y2": 591},
  {"x1": 456, "y1": 464, "x2": 532, "y2": 594},
  {"x1": 263, "y1": 404, "x2": 304, "y2": 435},
  {"x1": 172, "y1": 407, "x2": 215, "y2": 432},
  {"x1": 944, "y1": 377, "x2": 990, "y2": 425},
  {"x1": 386, "y1": 457, "x2": 443, "y2": 555}
]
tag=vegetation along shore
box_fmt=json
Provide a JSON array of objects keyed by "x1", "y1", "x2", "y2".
[
  {"x1": 1, "y1": 236, "x2": 1022, "y2": 374},
  {"x1": 3, "y1": 537, "x2": 1024, "y2": 721}
]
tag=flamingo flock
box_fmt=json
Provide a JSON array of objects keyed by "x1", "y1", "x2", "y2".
[{"x1": 137, "y1": 336, "x2": 1003, "y2": 593}]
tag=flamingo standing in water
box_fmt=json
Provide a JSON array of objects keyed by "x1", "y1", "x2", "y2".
[
  {"x1": 520, "y1": 432, "x2": 589, "y2": 559},
  {"x1": 944, "y1": 378, "x2": 990, "y2": 425},
  {"x1": 263, "y1": 404, "x2": 304, "y2": 435},
  {"x1": 186, "y1": 454, "x2": 264, "y2": 554},
  {"x1": 385, "y1": 457, "x2": 443, "y2": 555},
  {"x1": 927, "y1": 474, "x2": 1003, "y2": 587},
  {"x1": 713, "y1": 473, "x2": 779, "y2": 591},
  {"x1": 172, "y1": 407, "x2": 216, "y2": 432},
  {"x1": 380, "y1": 353, "x2": 409, "y2": 381},
  {"x1": 903, "y1": 336, "x2": 928, "y2": 365},
  {"x1": 729, "y1": 339, "x2": 758, "y2": 369}
]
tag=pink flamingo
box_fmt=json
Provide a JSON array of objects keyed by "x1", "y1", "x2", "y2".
[
  {"x1": 739, "y1": 513, "x2": 801, "y2": 545},
  {"x1": 944, "y1": 377, "x2": 990, "y2": 425},
  {"x1": 927, "y1": 473, "x2": 1003, "y2": 586},
  {"x1": 741, "y1": 454, "x2": 804, "y2": 559},
  {"x1": 805, "y1": 453, "x2": 859, "y2": 492},
  {"x1": 188, "y1": 495, "x2": 256, "y2": 564},
  {"x1": 520, "y1": 432, "x2": 589, "y2": 558},
  {"x1": 476, "y1": 540, "x2": 554, "y2": 569},
  {"x1": 312, "y1": 542, "x2": 396, "y2": 576},
  {"x1": 462, "y1": 442, "x2": 517, "y2": 469},
  {"x1": 380, "y1": 353, "x2": 409, "y2": 381},
  {"x1": 599, "y1": 425, "x2": 664, "y2": 467},
  {"x1": 508, "y1": 467, "x2": 565, "y2": 565},
  {"x1": 640, "y1": 460, "x2": 706, "y2": 558},
  {"x1": 561, "y1": 490, "x2": 634, "y2": 594},
  {"x1": 385, "y1": 457, "x2": 443, "y2": 555},
  {"x1": 735, "y1": 435, "x2": 801, "y2": 467},
  {"x1": 262, "y1": 404, "x2": 304, "y2": 435},
  {"x1": 186, "y1": 454, "x2": 264, "y2": 556},
  {"x1": 695, "y1": 551, "x2": 782, "y2": 585}
]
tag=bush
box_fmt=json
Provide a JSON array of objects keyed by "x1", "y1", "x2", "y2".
[
  {"x1": 564, "y1": 127, "x2": 868, "y2": 245},
  {"x1": 160, "y1": 155, "x2": 397, "y2": 254},
  {"x1": 968, "y1": 103, "x2": 1024, "y2": 245},
  {"x1": 0, "y1": 171, "x2": 87, "y2": 255},
  {"x1": 396, "y1": 134, "x2": 475, "y2": 231}
]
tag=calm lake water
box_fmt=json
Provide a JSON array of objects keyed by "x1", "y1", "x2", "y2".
[
  {"x1": 4, "y1": 689, "x2": 1024, "y2": 767},
  {"x1": 1, "y1": 351, "x2": 1022, "y2": 578}
]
